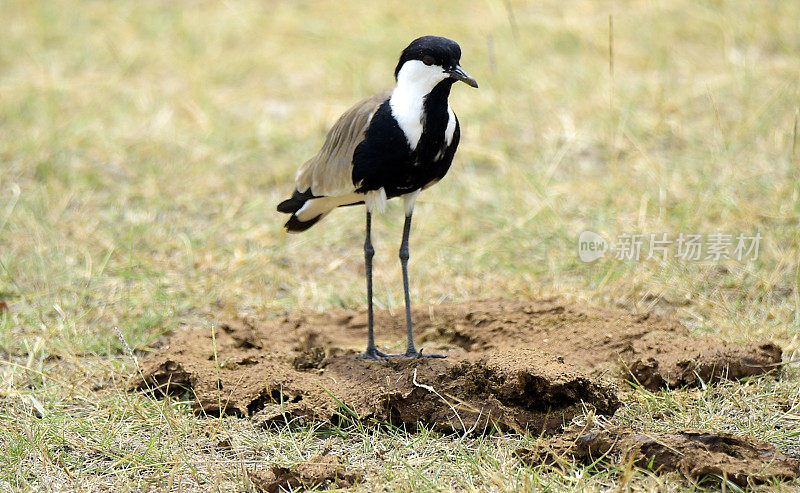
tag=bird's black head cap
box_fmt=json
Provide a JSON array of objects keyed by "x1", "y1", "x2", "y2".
[{"x1": 394, "y1": 36, "x2": 462, "y2": 79}]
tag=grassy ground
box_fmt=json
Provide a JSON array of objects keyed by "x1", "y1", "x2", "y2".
[{"x1": 1, "y1": 0, "x2": 799, "y2": 490}]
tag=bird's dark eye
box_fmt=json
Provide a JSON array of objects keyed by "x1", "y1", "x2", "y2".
[{"x1": 422, "y1": 55, "x2": 436, "y2": 66}]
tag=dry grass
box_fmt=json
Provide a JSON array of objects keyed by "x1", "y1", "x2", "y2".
[{"x1": 1, "y1": 0, "x2": 799, "y2": 490}]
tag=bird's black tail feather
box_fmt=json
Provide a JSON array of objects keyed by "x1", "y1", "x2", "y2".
[
  {"x1": 284, "y1": 213, "x2": 324, "y2": 233},
  {"x1": 277, "y1": 188, "x2": 316, "y2": 214},
  {"x1": 278, "y1": 188, "x2": 328, "y2": 233}
]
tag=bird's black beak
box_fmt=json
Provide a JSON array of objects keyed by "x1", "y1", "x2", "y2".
[{"x1": 447, "y1": 65, "x2": 478, "y2": 88}]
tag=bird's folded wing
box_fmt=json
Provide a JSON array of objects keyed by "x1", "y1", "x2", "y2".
[{"x1": 295, "y1": 89, "x2": 392, "y2": 197}]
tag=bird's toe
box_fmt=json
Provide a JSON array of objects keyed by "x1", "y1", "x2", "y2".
[
  {"x1": 404, "y1": 348, "x2": 447, "y2": 358},
  {"x1": 356, "y1": 348, "x2": 390, "y2": 361}
]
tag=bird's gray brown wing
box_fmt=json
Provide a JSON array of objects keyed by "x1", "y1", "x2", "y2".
[{"x1": 294, "y1": 89, "x2": 392, "y2": 197}]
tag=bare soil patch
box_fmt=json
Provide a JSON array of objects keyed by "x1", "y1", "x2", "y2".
[
  {"x1": 517, "y1": 425, "x2": 800, "y2": 486},
  {"x1": 132, "y1": 298, "x2": 780, "y2": 434}
]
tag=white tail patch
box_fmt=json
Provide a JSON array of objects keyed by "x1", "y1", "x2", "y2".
[{"x1": 295, "y1": 192, "x2": 363, "y2": 221}]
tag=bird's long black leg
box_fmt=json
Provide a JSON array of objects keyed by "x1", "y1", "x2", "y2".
[
  {"x1": 399, "y1": 212, "x2": 446, "y2": 358},
  {"x1": 357, "y1": 211, "x2": 388, "y2": 360}
]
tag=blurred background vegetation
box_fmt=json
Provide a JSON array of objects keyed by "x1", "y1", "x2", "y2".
[{"x1": 0, "y1": 0, "x2": 799, "y2": 489}]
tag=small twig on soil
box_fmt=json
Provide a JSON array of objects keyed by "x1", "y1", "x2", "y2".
[{"x1": 412, "y1": 368, "x2": 466, "y2": 432}]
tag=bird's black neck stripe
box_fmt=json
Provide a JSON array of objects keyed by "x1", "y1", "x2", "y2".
[{"x1": 417, "y1": 79, "x2": 454, "y2": 163}]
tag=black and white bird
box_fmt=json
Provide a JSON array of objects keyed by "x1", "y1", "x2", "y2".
[{"x1": 277, "y1": 36, "x2": 478, "y2": 360}]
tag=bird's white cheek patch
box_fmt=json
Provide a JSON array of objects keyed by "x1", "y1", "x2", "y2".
[{"x1": 391, "y1": 60, "x2": 448, "y2": 150}]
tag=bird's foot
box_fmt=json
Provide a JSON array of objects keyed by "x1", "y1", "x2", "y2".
[
  {"x1": 356, "y1": 347, "x2": 390, "y2": 361},
  {"x1": 402, "y1": 348, "x2": 447, "y2": 359}
]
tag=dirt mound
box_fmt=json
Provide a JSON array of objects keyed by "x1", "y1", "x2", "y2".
[
  {"x1": 133, "y1": 336, "x2": 619, "y2": 433},
  {"x1": 517, "y1": 425, "x2": 800, "y2": 486},
  {"x1": 247, "y1": 452, "x2": 364, "y2": 492},
  {"x1": 131, "y1": 298, "x2": 780, "y2": 433},
  {"x1": 400, "y1": 298, "x2": 780, "y2": 389}
]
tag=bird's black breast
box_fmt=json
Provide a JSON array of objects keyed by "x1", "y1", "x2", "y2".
[{"x1": 352, "y1": 88, "x2": 460, "y2": 199}]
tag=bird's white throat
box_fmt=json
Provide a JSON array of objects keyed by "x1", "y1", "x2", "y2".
[{"x1": 390, "y1": 60, "x2": 451, "y2": 150}]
